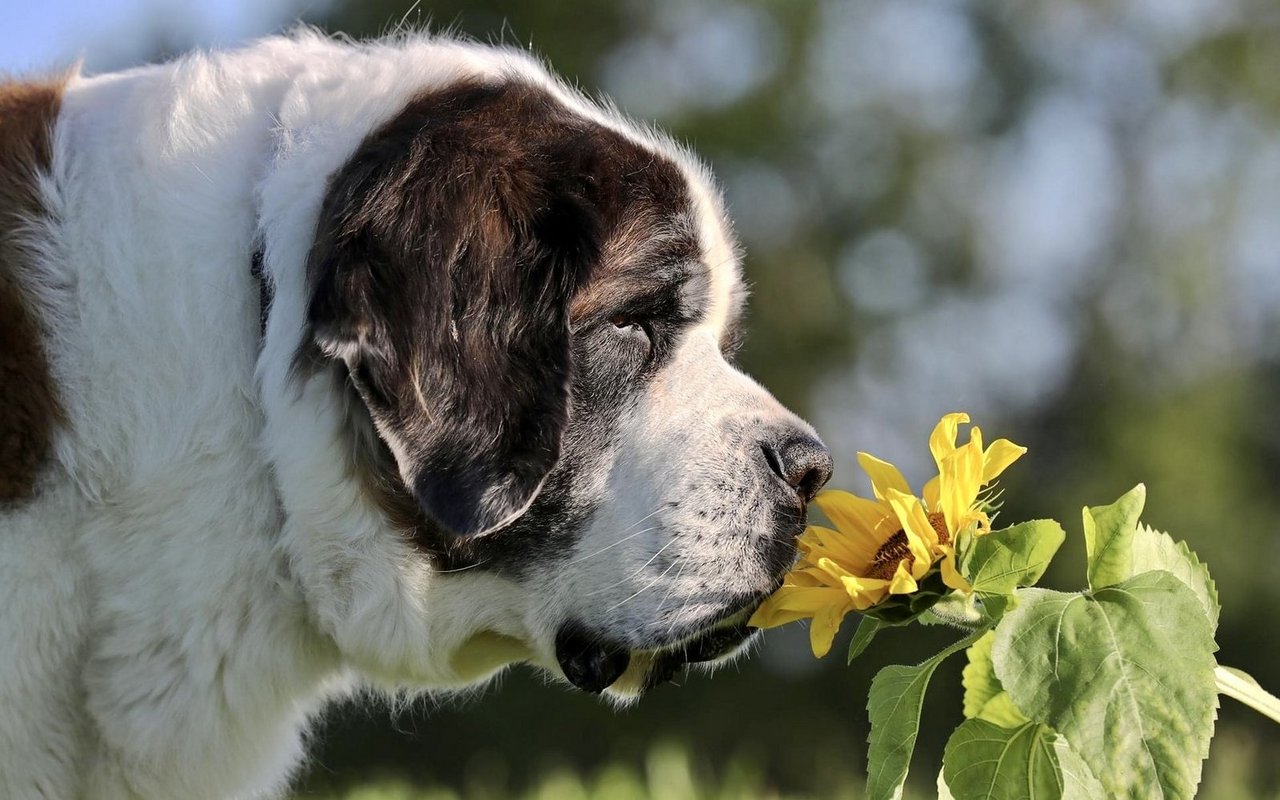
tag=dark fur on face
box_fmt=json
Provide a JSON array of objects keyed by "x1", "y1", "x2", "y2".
[
  {"x1": 0, "y1": 78, "x2": 66, "y2": 505},
  {"x1": 300, "y1": 79, "x2": 701, "y2": 543}
]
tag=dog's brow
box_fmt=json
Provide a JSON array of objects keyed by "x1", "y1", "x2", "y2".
[{"x1": 571, "y1": 241, "x2": 700, "y2": 323}]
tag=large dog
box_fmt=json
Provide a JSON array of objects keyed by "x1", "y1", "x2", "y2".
[{"x1": 0, "y1": 31, "x2": 831, "y2": 799}]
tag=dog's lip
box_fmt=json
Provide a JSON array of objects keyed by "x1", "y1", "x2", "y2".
[
  {"x1": 555, "y1": 622, "x2": 632, "y2": 694},
  {"x1": 553, "y1": 617, "x2": 759, "y2": 695},
  {"x1": 638, "y1": 622, "x2": 758, "y2": 690}
]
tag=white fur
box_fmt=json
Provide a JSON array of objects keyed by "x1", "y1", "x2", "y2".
[{"x1": 0, "y1": 31, "x2": 815, "y2": 799}]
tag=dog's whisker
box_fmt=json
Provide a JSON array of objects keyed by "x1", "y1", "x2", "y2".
[
  {"x1": 606, "y1": 555, "x2": 684, "y2": 613},
  {"x1": 433, "y1": 559, "x2": 491, "y2": 574},
  {"x1": 617, "y1": 504, "x2": 671, "y2": 535},
  {"x1": 584, "y1": 537, "x2": 678, "y2": 596},
  {"x1": 656, "y1": 559, "x2": 692, "y2": 631},
  {"x1": 567, "y1": 524, "x2": 659, "y2": 566},
  {"x1": 568, "y1": 502, "x2": 673, "y2": 566}
]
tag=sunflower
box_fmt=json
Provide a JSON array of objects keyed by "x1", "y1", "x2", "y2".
[
  {"x1": 918, "y1": 412, "x2": 1027, "y2": 589},
  {"x1": 748, "y1": 413, "x2": 1026, "y2": 658}
]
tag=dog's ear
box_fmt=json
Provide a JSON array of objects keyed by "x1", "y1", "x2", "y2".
[{"x1": 305, "y1": 84, "x2": 602, "y2": 537}]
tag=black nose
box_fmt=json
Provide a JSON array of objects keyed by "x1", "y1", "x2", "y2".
[{"x1": 760, "y1": 432, "x2": 832, "y2": 504}]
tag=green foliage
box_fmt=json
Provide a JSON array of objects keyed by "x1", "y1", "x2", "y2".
[
  {"x1": 1081, "y1": 484, "x2": 1147, "y2": 590},
  {"x1": 847, "y1": 615, "x2": 881, "y2": 663},
  {"x1": 993, "y1": 574, "x2": 1218, "y2": 799},
  {"x1": 960, "y1": 631, "x2": 1026, "y2": 728},
  {"x1": 865, "y1": 630, "x2": 988, "y2": 800},
  {"x1": 959, "y1": 519, "x2": 1065, "y2": 609},
  {"x1": 857, "y1": 487, "x2": 1279, "y2": 800},
  {"x1": 1130, "y1": 523, "x2": 1221, "y2": 630},
  {"x1": 941, "y1": 720, "x2": 1068, "y2": 800}
]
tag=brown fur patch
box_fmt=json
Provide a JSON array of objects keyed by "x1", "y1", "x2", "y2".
[
  {"x1": 0, "y1": 77, "x2": 66, "y2": 503},
  {"x1": 300, "y1": 78, "x2": 701, "y2": 540}
]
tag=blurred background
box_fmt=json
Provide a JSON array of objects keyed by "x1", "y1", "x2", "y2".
[{"x1": 6, "y1": 0, "x2": 1280, "y2": 796}]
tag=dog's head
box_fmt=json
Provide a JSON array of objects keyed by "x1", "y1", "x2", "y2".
[{"x1": 286, "y1": 72, "x2": 829, "y2": 697}]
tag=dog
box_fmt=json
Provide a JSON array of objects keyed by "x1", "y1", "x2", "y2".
[{"x1": 0, "y1": 30, "x2": 831, "y2": 799}]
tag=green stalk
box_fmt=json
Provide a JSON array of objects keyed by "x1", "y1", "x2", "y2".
[{"x1": 1216, "y1": 665, "x2": 1280, "y2": 724}]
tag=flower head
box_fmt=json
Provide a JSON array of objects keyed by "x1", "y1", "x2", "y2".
[{"x1": 748, "y1": 413, "x2": 1026, "y2": 657}]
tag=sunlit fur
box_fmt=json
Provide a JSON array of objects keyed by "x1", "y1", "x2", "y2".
[{"x1": 0, "y1": 31, "x2": 819, "y2": 799}]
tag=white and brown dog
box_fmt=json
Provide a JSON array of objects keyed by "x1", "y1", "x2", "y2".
[{"x1": 0, "y1": 31, "x2": 831, "y2": 799}]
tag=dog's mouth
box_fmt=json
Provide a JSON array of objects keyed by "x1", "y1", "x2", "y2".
[{"x1": 553, "y1": 613, "x2": 760, "y2": 696}]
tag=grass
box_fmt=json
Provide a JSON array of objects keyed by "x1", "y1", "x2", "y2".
[{"x1": 303, "y1": 725, "x2": 1280, "y2": 799}]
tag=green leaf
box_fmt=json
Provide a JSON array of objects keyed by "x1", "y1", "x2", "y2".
[
  {"x1": 847, "y1": 616, "x2": 881, "y2": 663},
  {"x1": 1082, "y1": 484, "x2": 1146, "y2": 589},
  {"x1": 936, "y1": 721, "x2": 1105, "y2": 793},
  {"x1": 993, "y1": 573, "x2": 1218, "y2": 799},
  {"x1": 941, "y1": 720, "x2": 1062, "y2": 800},
  {"x1": 937, "y1": 768, "x2": 958, "y2": 800},
  {"x1": 1054, "y1": 736, "x2": 1106, "y2": 800},
  {"x1": 962, "y1": 631, "x2": 1029, "y2": 728},
  {"x1": 866, "y1": 630, "x2": 988, "y2": 800},
  {"x1": 978, "y1": 593, "x2": 1015, "y2": 620},
  {"x1": 1130, "y1": 523, "x2": 1220, "y2": 630},
  {"x1": 961, "y1": 519, "x2": 1065, "y2": 596}
]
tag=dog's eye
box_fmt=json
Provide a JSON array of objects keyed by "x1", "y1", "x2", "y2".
[
  {"x1": 609, "y1": 314, "x2": 652, "y2": 349},
  {"x1": 610, "y1": 314, "x2": 644, "y2": 333}
]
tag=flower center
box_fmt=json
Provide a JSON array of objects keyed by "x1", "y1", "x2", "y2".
[
  {"x1": 867, "y1": 530, "x2": 914, "y2": 580},
  {"x1": 928, "y1": 512, "x2": 951, "y2": 546}
]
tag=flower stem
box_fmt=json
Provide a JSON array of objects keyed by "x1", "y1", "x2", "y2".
[{"x1": 1216, "y1": 665, "x2": 1280, "y2": 724}]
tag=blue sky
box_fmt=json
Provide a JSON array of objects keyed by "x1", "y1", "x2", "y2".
[{"x1": 1, "y1": 0, "x2": 322, "y2": 74}]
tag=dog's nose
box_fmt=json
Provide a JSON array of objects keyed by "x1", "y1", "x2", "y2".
[{"x1": 760, "y1": 432, "x2": 832, "y2": 504}]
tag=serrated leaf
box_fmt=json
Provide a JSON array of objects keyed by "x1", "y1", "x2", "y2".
[
  {"x1": 1082, "y1": 484, "x2": 1146, "y2": 589},
  {"x1": 961, "y1": 519, "x2": 1065, "y2": 596},
  {"x1": 1130, "y1": 523, "x2": 1219, "y2": 630},
  {"x1": 962, "y1": 631, "x2": 1029, "y2": 728},
  {"x1": 938, "y1": 723, "x2": 1103, "y2": 800},
  {"x1": 942, "y1": 720, "x2": 1062, "y2": 800},
  {"x1": 866, "y1": 630, "x2": 987, "y2": 800},
  {"x1": 847, "y1": 616, "x2": 881, "y2": 663},
  {"x1": 1053, "y1": 736, "x2": 1105, "y2": 799},
  {"x1": 938, "y1": 768, "x2": 958, "y2": 800},
  {"x1": 993, "y1": 573, "x2": 1218, "y2": 799}
]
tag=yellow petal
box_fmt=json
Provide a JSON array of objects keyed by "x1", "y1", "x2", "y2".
[
  {"x1": 840, "y1": 575, "x2": 892, "y2": 610},
  {"x1": 748, "y1": 595, "x2": 788, "y2": 628},
  {"x1": 813, "y1": 490, "x2": 896, "y2": 562},
  {"x1": 809, "y1": 601, "x2": 850, "y2": 657},
  {"x1": 922, "y1": 475, "x2": 941, "y2": 512},
  {"x1": 801, "y1": 524, "x2": 872, "y2": 572},
  {"x1": 929, "y1": 412, "x2": 970, "y2": 468},
  {"x1": 791, "y1": 561, "x2": 843, "y2": 589},
  {"x1": 816, "y1": 556, "x2": 856, "y2": 583},
  {"x1": 887, "y1": 559, "x2": 920, "y2": 595},
  {"x1": 856, "y1": 452, "x2": 912, "y2": 501},
  {"x1": 814, "y1": 486, "x2": 896, "y2": 537},
  {"x1": 885, "y1": 489, "x2": 941, "y2": 560},
  {"x1": 939, "y1": 550, "x2": 972, "y2": 592},
  {"x1": 784, "y1": 569, "x2": 827, "y2": 588},
  {"x1": 940, "y1": 441, "x2": 983, "y2": 535},
  {"x1": 982, "y1": 438, "x2": 1027, "y2": 484}
]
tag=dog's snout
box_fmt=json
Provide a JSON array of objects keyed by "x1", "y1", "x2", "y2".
[{"x1": 760, "y1": 433, "x2": 832, "y2": 504}]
